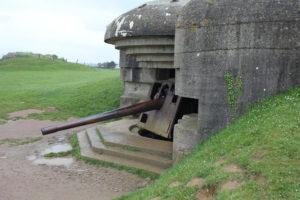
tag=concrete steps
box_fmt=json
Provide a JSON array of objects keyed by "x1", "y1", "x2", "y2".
[
  {"x1": 98, "y1": 126, "x2": 172, "y2": 158},
  {"x1": 76, "y1": 119, "x2": 173, "y2": 174}
]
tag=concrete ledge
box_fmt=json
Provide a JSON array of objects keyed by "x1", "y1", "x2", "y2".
[
  {"x1": 139, "y1": 61, "x2": 174, "y2": 69},
  {"x1": 115, "y1": 37, "x2": 174, "y2": 49},
  {"x1": 125, "y1": 46, "x2": 174, "y2": 55},
  {"x1": 136, "y1": 54, "x2": 174, "y2": 62}
]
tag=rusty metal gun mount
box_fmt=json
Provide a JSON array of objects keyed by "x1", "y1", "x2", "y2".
[{"x1": 137, "y1": 81, "x2": 197, "y2": 139}]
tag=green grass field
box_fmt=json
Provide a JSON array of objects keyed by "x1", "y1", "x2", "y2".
[
  {"x1": 0, "y1": 57, "x2": 122, "y2": 121},
  {"x1": 120, "y1": 87, "x2": 300, "y2": 200}
]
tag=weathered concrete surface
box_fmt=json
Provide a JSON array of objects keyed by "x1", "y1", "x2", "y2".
[
  {"x1": 76, "y1": 119, "x2": 173, "y2": 173},
  {"x1": 121, "y1": 82, "x2": 152, "y2": 105},
  {"x1": 105, "y1": 0, "x2": 189, "y2": 43},
  {"x1": 173, "y1": 114, "x2": 200, "y2": 163},
  {"x1": 77, "y1": 118, "x2": 172, "y2": 173},
  {"x1": 175, "y1": 0, "x2": 300, "y2": 136},
  {"x1": 117, "y1": 38, "x2": 176, "y2": 106},
  {"x1": 97, "y1": 119, "x2": 173, "y2": 157}
]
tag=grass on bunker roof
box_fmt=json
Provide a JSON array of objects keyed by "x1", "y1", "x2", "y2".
[
  {"x1": 119, "y1": 87, "x2": 300, "y2": 200},
  {"x1": 0, "y1": 56, "x2": 122, "y2": 121}
]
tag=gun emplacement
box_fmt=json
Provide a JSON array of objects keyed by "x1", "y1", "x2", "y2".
[{"x1": 41, "y1": 98, "x2": 165, "y2": 135}]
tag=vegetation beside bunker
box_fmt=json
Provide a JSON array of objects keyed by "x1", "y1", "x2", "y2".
[
  {"x1": 224, "y1": 71, "x2": 243, "y2": 118},
  {"x1": 119, "y1": 87, "x2": 300, "y2": 200},
  {"x1": 43, "y1": 151, "x2": 72, "y2": 158}
]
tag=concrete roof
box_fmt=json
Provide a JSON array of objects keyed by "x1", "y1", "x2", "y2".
[{"x1": 105, "y1": 0, "x2": 189, "y2": 44}]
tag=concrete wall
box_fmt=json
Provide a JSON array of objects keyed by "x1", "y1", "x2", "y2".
[{"x1": 175, "y1": 0, "x2": 299, "y2": 138}]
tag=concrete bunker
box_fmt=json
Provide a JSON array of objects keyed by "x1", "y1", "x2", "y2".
[
  {"x1": 104, "y1": 0, "x2": 299, "y2": 165},
  {"x1": 41, "y1": 0, "x2": 299, "y2": 173}
]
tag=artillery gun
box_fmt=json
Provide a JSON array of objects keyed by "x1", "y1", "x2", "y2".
[
  {"x1": 41, "y1": 81, "x2": 197, "y2": 139},
  {"x1": 41, "y1": 98, "x2": 164, "y2": 135}
]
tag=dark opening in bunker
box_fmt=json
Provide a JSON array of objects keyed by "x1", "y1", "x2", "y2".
[
  {"x1": 156, "y1": 69, "x2": 175, "y2": 80},
  {"x1": 140, "y1": 113, "x2": 148, "y2": 123},
  {"x1": 138, "y1": 129, "x2": 172, "y2": 141}
]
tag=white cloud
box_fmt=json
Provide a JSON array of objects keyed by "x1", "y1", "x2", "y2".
[{"x1": 0, "y1": 0, "x2": 143, "y2": 63}]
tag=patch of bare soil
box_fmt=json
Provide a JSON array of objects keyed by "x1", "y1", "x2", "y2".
[
  {"x1": 253, "y1": 175, "x2": 267, "y2": 184},
  {"x1": 196, "y1": 185, "x2": 217, "y2": 200},
  {"x1": 8, "y1": 109, "x2": 44, "y2": 119},
  {"x1": 0, "y1": 117, "x2": 84, "y2": 140},
  {"x1": 222, "y1": 164, "x2": 244, "y2": 173},
  {"x1": 221, "y1": 180, "x2": 242, "y2": 192},
  {"x1": 0, "y1": 119, "x2": 59, "y2": 139},
  {"x1": 0, "y1": 114, "x2": 146, "y2": 200},
  {"x1": 169, "y1": 181, "x2": 181, "y2": 188},
  {"x1": 186, "y1": 177, "x2": 205, "y2": 188},
  {"x1": 214, "y1": 158, "x2": 226, "y2": 166}
]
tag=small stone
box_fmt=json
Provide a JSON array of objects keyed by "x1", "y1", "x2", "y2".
[
  {"x1": 169, "y1": 181, "x2": 181, "y2": 188},
  {"x1": 186, "y1": 178, "x2": 205, "y2": 188}
]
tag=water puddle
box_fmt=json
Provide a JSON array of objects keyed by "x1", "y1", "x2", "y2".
[
  {"x1": 33, "y1": 158, "x2": 74, "y2": 168},
  {"x1": 41, "y1": 144, "x2": 72, "y2": 155},
  {"x1": 26, "y1": 155, "x2": 37, "y2": 161},
  {"x1": 27, "y1": 143, "x2": 74, "y2": 168}
]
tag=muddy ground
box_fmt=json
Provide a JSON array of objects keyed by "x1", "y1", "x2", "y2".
[{"x1": 0, "y1": 110, "x2": 147, "y2": 200}]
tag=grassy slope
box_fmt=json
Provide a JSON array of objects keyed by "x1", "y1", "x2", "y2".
[
  {"x1": 120, "y1": 87, "x2": 300, "y2": 200},
  {"x1": 0, "y1": 57, "x2": 122, "y2": 120}
]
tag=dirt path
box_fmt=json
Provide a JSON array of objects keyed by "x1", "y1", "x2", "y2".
[{"x1": 0, "y1": 110, "x2": 147, "y2": 200}]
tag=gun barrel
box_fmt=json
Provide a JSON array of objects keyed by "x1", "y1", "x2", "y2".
[{"x1": 41, "y1": 98, "x2": 165, "y2": 135}]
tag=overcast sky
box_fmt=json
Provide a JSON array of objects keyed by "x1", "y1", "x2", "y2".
[{"x1": 0, "y1": 0, "x2": 143, "y2": 63}]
